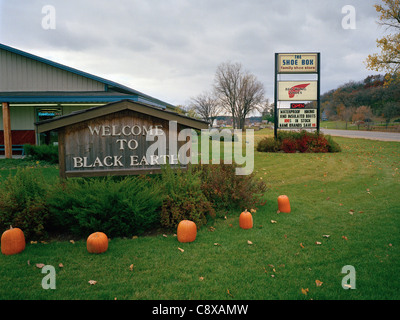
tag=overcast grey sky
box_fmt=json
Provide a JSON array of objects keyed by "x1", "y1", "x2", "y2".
[{"x1": 0, "y1": 0, "x2": 384, "y2": 108}]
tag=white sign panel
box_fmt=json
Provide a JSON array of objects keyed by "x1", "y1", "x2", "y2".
[
  {"x1": 278, "y1": 81, "x2": 318, "y2": 101},
  {"x1": 278, "y1": 109, "x2": 317, "y2": 129},
  {"x1": 277, "y1": 53, "x2": 318, "y2": 73}
]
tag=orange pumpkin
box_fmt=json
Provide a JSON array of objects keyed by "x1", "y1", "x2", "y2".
[
  {"x1": 1, "y1": 226, "x2": 26, "y2": 255},
  {"x1": 239, "y1": 210, "x2": 253, "y2": 229},
  {"x1": 177, "y1": 220, "x2": 197, "y2": 243},
  {"x1": 87, "y1": 232, "x2": 108, "y2": 254},
  {"x1": 278, "y1": 195, "x2": 291, "y2": 213}
]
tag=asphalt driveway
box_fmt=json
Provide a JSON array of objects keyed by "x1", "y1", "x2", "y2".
[{"x1": 321, "y1": 129, "x2": 400, "y2": 142}]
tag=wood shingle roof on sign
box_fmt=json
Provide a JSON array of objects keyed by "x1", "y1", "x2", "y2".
[{"x1": 36, "y1": 99, "x2": 209, "y2": 133}]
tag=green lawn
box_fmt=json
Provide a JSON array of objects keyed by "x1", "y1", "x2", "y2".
[{"x1": 0, "y1": 135, "x2": 399, "y2": 300}]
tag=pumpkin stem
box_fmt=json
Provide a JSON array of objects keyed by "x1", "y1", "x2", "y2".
[{"x1": 9, "y1": 225, "x2": 13, "y2": 230}]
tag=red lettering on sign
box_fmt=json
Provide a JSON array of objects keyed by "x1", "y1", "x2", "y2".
[
  {"x1": 288, "y1": 83, "x2": 310, "y2": 98},
  {"x1": 291, "y1": 103, "x2": 306, "y2": 109}
]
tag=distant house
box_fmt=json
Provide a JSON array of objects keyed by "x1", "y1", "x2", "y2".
[{"x1": 0, "y1": 43, "x2": 175, "y2": 157}]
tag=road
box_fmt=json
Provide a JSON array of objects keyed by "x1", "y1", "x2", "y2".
[{"x1": 320, "y1": 129, "x2": 400, "y2": 142}]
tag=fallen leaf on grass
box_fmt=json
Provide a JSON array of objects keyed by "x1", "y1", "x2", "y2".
[
  {"x1": 162, "y1": 234, "x2": 168, "y2": 238},
  {"x1": 199, "y1": 277, "x2": 204, "y2": 281},
  {"x1": 69, "y1": 240, "x2": 75, "y2": 244},
  {"x1": 227, "y1": 289, "x2": 234, "y2": 298},
  {"x1": 88, "y1": 280, "x2": 97, "y2": 285},
  {"x1": 129, "y1": 264, "x2": 134, "y2": 271},
  {"x1": 342, "y1": 236, "x2": 348, "y2": 241},
  {"x1": 300, "y1": 243, "x2": 305, "y2": 249},
  {"x1": 270, "y1": 220, "x2": 277, "y2": 224},
  {"x1": 247, "y1": 240, "x2": 253, "y2": 245},
  {"x1": 178, "y1": 247, "x2": 185, "y2": 252},
  {"x1": 35, "y1": 263, "x2": 45, "y2": 269},
  {"x1": 214, "y1": 243, "x2": 221, "y2": 246},
  {"x1": 322, "y1": 235, "x2": 330, "y2": 238},
  {"x1": 315, "y1": 280, "x2": 323, "y2": 287},
  {"x1": 58, "y1": 263, "x2": 64, "y2": 268},
  {"x1": 315, "y1": 241, "x2": 322, "y2": 245},
  {"x1": 348, "y1": 209, "x2": 355, "y2": 215},
  {"x1": 301, "y1": 288, "x2": 309, "y2": 295}
]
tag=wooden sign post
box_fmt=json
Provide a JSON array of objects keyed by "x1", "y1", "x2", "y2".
[{"x1": 2, "y1": 102, "x2": 12, "y2": 159}]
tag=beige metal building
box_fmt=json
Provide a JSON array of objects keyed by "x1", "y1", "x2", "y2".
[{"x1": 0, "y1": 43, "x2": 175, "y2": 157}]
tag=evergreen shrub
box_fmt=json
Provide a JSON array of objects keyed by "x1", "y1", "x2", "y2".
[
  {"x1": 47, "y1": 176, "x2": 163, "y2": 237},
  {"x1": 0, "y1": 168, "x2": 50, "y2": 240}
]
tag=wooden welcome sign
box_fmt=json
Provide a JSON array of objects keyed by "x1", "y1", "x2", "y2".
[{"x1": 36, "y1": 100, "x2": 208, "y2": 178}]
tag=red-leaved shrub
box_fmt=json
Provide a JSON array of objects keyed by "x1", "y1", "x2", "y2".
[
  {"x1": 257, "y1": 130, "x2": 341, "y2": 153},
  {"x1": 281, "y1": 138, "x2": 297, "y2": 153}
]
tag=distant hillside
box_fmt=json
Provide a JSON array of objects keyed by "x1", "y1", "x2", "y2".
[{"x1": 317, "y1": 74, "x2": 400, "y2": 123}]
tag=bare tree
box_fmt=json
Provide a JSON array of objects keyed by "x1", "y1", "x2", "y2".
[
  {"x1": 189, "y1": 91, "x2": 221, "y2": 126},
  {"x1": 214, "y1": 62, "x2": 265, "y2": 129},
  {"x1": 214, "y1": 62, "x2": 242, "y2": 129},
  {"x1": 236, "y1": 73, "x2": 265, "y2": 129}
]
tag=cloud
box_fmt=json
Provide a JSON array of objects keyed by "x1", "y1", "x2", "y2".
[{"x1": 0, "y1": 0, "x2": 384, "y2": 105}]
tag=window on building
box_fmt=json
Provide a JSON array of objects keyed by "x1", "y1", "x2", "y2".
[{"x1": 36, "y1": 107, "x2": 62, "y2": 145}]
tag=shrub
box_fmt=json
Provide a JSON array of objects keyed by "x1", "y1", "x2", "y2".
[
  {"x1": 194, "y1": 162, "x2": 268, "y2": 216},
  {"x1": 308, "y1": 133, "x2": 329, "y2": 153},
  {"x1": 256, "y1": 130, "x2": 341, "y2": 153},
  {"x1": 296, "y1": 131, "x2": 312, "y2": 153},
  {"x1": 281, "y1": 138, "x2": 297, "y2": 153},
  {"x1": 24, "y1": 144, "x2": 58, "y2": 164},
  {"x1": 47, "y1": 176, "x2": 163, "y2": 237},
  {"x1": 325, "y1": 135, "x2": 342, "y2": 153},
  {"x1": 256, "y1": 137, "x2": 280, "y2": 152},
  {"x1": 160, "y1": 165, "x2": 215, "y2": 229},
  {"x1": 0, "y1": 168, "x2": 50, "y2": 240}
]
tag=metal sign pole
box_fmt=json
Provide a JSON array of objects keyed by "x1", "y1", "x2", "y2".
[
  {"x1": 274, "y1": 53, "x2": 278, "y2": 140},
  {"x1": 317, "y1": 52, "x2": 321, "y2": 134}
]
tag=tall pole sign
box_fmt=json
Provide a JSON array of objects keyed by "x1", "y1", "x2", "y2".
[{"x1": 274, "y1": 52, "x2": 320, "y2": 139}]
